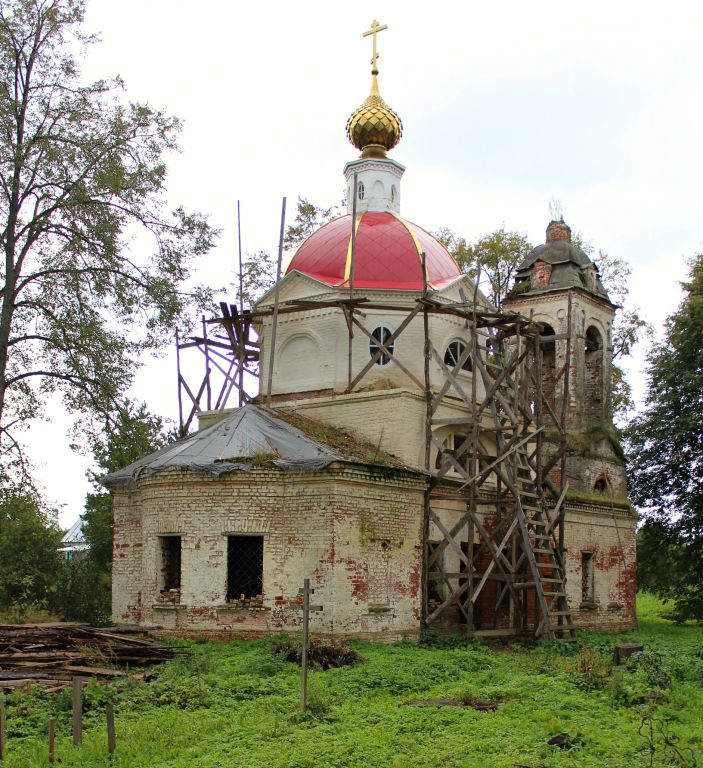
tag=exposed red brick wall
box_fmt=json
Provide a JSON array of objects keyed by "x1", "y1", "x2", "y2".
[
  {"x1": 546, "y1": 220, "x2": 571, "y2": 242},
  {"x1": 112, "y1": 464, "x2": 426, "y2": 641},
  {"x1": 532, "y1": 260, "x2": 552, "y2": 286}
]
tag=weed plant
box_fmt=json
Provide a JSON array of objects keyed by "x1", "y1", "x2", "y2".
[{"x1": 0, "y1": 594, "x2": 700, "y2": 767}]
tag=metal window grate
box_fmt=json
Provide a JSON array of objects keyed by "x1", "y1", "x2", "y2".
[{"x1": 227, "y1": 535, "x2": 263, "y2": 600}]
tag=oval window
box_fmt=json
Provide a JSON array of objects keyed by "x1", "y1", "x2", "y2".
[
  {"x1": 370, "y1": 325, "x2": 394, "y2": 366},
  {"x1": 444, "y1": 340, "x2": 472, "y2": 372}
]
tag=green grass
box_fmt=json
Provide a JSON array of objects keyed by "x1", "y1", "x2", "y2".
[{"x1": 1, "y1": 594, "x2": 701, "y2": 767}]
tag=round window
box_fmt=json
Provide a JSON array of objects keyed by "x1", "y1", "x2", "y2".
[
  {"x1": 370, "y1": 325, "x2": 394, "y2": 366},
  {"x1": 444, "y1": 340, "x2": 472, "y2": 372}
]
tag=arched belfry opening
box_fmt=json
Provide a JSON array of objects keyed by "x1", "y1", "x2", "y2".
[
  {"x1": 584, "y1": 325, "x2": 604, "y2": 423},
  {"x1": 540, "y1": 322, "x2": 557, "y2": 411}
]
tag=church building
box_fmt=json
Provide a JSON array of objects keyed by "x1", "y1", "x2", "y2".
[{"x1": 105, "y1": 22, "x2": 637, "y2": 641}]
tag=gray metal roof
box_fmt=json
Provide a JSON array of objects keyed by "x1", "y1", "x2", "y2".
[
  {"x1": 101, "y1": 405, "x2": 344, "y2": 489},
  {"x1": 513, "y1": 240, "x2": 611, "y2": 302},
  {"x1": 59, "y1": 518, "x2": 88, "y2": 553},
  {"x1": 518, "y1": 240, "x2": 593, "y2": 270}
]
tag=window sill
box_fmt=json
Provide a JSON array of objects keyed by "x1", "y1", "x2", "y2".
[
  {"x1": 579, "y1": 601, "x2": 597, "y2": 611},
  {"x1": 367, "y1": 603, "x2": 392, "y2": 614},
  {"x1": 152, "y1": 603, "x2": 186, "y2": 611},
  {"x1": 217, "y1": 601, "x2": 269, "y2": 612}
]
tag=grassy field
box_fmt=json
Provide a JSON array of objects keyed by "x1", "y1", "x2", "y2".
[{"x1": 1, "y1": 594, "x2": 701, "y2": 767}]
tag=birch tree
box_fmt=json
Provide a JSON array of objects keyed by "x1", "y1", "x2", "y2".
[{"x1": 0, "y1": 0, "x2": 216, "y2": 475}]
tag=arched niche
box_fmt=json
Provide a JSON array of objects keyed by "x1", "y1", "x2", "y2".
[
  {"x1": 584, "y1": 325, "x2": 604, "y2": 422},
  {"x1": 593, "y1": 474, "x2": 610, "y2": 494},
  {"x1": 275, "y1": 333, "x2": 324, "y2": 393}
]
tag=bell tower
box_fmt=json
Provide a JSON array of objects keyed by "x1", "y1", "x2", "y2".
[{"x1": 503, "y1": 219, "x2": 626, "y2": 497}]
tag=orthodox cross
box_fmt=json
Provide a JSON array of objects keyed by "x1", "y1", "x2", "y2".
[
  {"x1": 293, "y1": 578, "x2": 323, "y2": 712},
  {"x1": 363, "y1": 19, "x2": 388, "y2": 74}
]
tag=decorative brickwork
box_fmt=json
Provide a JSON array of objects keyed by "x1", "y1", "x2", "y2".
[{"x1": 112, "y1": 464, "x2": 425, "y2": 641}]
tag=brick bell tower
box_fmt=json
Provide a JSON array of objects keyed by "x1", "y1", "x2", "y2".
[{"x1": 502, "y1": 219, "x2": 627, "y2": 498}]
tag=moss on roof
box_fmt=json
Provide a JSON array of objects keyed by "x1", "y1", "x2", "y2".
[{"x1": 271, "y1": 408, "x2": 409, "y2": 470}]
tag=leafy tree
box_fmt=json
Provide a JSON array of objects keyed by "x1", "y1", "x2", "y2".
[
  {"x1": 283, "y1": 196, "x2": 342, "y2": 251},
  {"x1": 434, "y1": 227, "x2": 532, "y2": 307},
  {"x1": 0, "y1": 0, "x2": 216, "y2": 476},
  {"x1": 432, "y1": 227, "x2": 473, "y2": 273},
  {"x1": 0, "y1": 492, "x2": 62, "y2": 615},
  {"x1": 583, "y1": 242, "x2": 652, "y2": 419},
  {"x1": 626, "y1": 253, "x2": 703, "y2": 622},
  {"x1": 56, "y1": 400, "x2": 170, "y2": 623},
  {"x1": 88, "y1": 403, "x2": 169, "y2": 560},
  {"x1": 635, "y1": 520, "x2": 680, "y2": 596},
  {"x1": 234, "y1": 197, "x2": 341, "y2": 309},
  {"x1": 84, "y1": 400, "x2": 169, "y2": 566},
  {"x1": 236, "y1": 250, "x2": 277, "y2": 309}
]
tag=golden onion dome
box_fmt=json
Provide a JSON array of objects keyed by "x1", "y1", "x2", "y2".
[{"x1": 346, "y1": 74, "x2": 403, "y2": 159}]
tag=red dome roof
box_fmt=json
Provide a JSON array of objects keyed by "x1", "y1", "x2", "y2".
[{"x1": 285, "y1": 212, "x2": 461, "y2": 291}]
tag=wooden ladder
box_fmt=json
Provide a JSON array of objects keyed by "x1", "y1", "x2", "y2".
[{"x1": 514, "y1": 456, "x2": 577, "y2": 641}]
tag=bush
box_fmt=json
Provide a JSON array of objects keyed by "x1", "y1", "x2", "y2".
[
  {"x1": 626, "y1": 651, "x2": 671, "y2": 690},
  {"x1": 274, "y1": 640, "x2": 363, "y2": 670},
  {"x1": 569, "y1": 647, "x2": 610, "y2": 691},
  {"x1": 52, "y1": 558, "x2": 111, "y2": 625},
  {"x1": 0, "y1": 494, "x2": 62, "y2": 613}
]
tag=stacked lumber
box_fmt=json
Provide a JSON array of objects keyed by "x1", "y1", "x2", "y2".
[{"x1": 0, "y1": 623, "x2": 182, "y2": 692}]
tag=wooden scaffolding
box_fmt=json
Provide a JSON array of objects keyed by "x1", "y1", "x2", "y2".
[{"x1": 176, "y1": 275, "x2": 576, "y2": 640}]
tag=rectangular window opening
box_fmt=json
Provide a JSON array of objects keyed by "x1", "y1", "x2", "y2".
[
  {"x1": 159, "y1": 535, "x2": 182, "y2": 593},
  {"x1": 227, "y1": 535, "x2": 263, "y2": 601},
  {"x1": 426, "y1": 540, "x2": 444, "y2": 606},
  {"x1": 581, "y1": 551, "x2": 595, "y2": 604}
]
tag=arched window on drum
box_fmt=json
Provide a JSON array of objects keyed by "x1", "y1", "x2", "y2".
[
  {"x1": 369, "y1": 325, "x2": 394, "y2": 367},
  {"x1": 444, "y1": 339, "x2": 472, "y2": 373}
]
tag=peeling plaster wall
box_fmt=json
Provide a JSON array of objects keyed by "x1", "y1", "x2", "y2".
[
  {"x1": 112, "y1": 466, "x2": 636, "y2": 638},
  {"x1": 112, "y1": 465, "x2": 425, "y2": 642},
  {"x1": 562, "y1": 503, "x2": 637, "y2": 631}
]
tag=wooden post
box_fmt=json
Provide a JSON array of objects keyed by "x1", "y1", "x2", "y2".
[
  {"x1": 106, "y1": 702, "x2": 116, "y2": 757},
  {"x1": 48, "y1": 717, "x2": 55, "y2": 764},
  {"x1": 237, "y1": 200, "x2": 244, "y2": 406},
  {"x1": 175, "y1": 329, "x2": 184, "y2": 436},
  {"x1": 0, "y1": 696, "x2": 5, "y2": 761},
  {"x1": 420, "y1": 251, "x2": 432, "y2": 626},
  {"x1": 72, "y1": 676, "x2": 83, "y2": 746},
  {"x1": 202, "y1": 315, "x2": 212, "y2": 411},
  {"x1": 266, "y1": 197, "x2": 286, "y2": 407},
  {"x1": 347, "y1": 172, "x2": 358, "y2": 390},
  {"x1": 559, "y1": 290, "x2": 573, "y2": 559},
  {"x1": 301, "y1": 576, "x2": 310, "y2": 713},
  {"x1": 293, "y1": 578, "x2": 323, "y2": 712}
]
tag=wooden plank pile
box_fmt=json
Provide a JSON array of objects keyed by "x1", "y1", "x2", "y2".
[{"x1": 0, "y1": 623, "x2": 182, "y2": 692}]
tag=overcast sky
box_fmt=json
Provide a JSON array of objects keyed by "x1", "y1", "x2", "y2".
[{"x1": 24, "y1": 0, "x2": 701, "y2": 526}]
